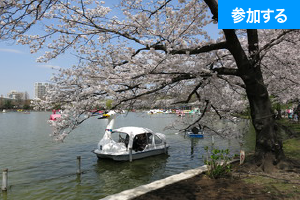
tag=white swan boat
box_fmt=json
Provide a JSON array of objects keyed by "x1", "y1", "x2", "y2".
[{"x1": 93, "y1": 111, "x2": 169, "y2": 161}]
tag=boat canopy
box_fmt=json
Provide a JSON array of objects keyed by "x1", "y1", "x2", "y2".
[
  {"x1": 112, "y1": 126, "x2": 153, "y2": 136},
  {"x1": 109, "y1": 126, "x2": 165, "y2": 152}
]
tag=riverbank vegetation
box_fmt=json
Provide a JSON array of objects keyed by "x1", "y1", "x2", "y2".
[
  {"x1": 134, "y1": 119, "x2": 300, "y2": 200},
  {"x1": 0, "y1": 98, "x2": 32, "y2": 110}
]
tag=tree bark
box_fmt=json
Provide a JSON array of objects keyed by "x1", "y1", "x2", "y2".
[
  {"x1": 236, "y1": 32, "x2": 285, "y2": 171},
  {"x1": 242, "y1": 68, "x2": 285, "y2": 171},
  {"x1": 244, "y1": 30, "x2": 285, "y2": 171}
]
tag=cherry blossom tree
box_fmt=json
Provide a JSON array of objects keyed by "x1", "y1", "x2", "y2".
[{"x1": 1, "y1": 0, "x2": 299, "y2": 171}]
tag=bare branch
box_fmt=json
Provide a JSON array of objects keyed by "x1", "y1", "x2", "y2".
[
  {"x1": 181, "y1": 100, "x2": 210, "y2": 131},
  {"x1": 175, "y1": 81, "x2": 203, "y2": 104},
  {"x1": 259, "y1": 30, "x2": 297, "y2": 55},
  {"x1": 210, "y1": 104, "x2": 222, "y2": 119},
  {"x1": 148, "y1": 0, "x2": 172, "y2": 18}
]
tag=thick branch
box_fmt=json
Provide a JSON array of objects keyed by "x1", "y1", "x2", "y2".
[
  {"x1": 175, "y1": 81, "x2": 203, "y2": 104},
  {"x1": 247, "y1": 30, "x2": 259, "y2": 54},
  {"x1": 112, "y1": 73, "x2": 196, "y2": 108},
  {"x1": 134, "y1": 41, "x2": 228, "y2": 55},
  {"x1": 203, "y1": 0, "x2": 218, "y2": 21},
  {"x1": 247, "y1": 29, "x2": 260, "y2": 65},
  {"x1": 213, "y1": 67, "x2": 239, "y2": 76},
  {"x1": 169, "y1": 41, "x2": 227, "y2": 55},
  {"x1": 113, "y1": 41, "x2": 228, "y2": 68}
]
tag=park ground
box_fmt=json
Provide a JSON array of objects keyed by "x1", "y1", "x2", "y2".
[{"x1": 133, "y1": 119, "x2": 300, "y2": 200}]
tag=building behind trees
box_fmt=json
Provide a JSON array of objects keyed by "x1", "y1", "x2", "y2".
[{"x1": 34, "y1": 82, "x2": 51, "y2": 100}]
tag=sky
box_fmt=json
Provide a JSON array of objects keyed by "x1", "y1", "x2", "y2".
[
  {"x1": 0, "y1": 1, "x2": 220, "y2": 99},
  {"x1": 0, "y1": 42, "x2": 77, "y2": 98}
]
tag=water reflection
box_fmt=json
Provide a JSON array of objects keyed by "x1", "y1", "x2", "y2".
[
  {"x1": 189, "y1": 138, "x2": 202, "y2": 158},
  {"x1": 92, "y1": 154, "x2": 168, "y2": 195}
]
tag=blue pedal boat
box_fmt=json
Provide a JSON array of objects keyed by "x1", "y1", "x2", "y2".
[{"x1": 187, "y1": 132, "x2": 204, "y2": 138}]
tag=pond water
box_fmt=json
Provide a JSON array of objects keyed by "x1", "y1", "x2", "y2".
[{"x1": 0, "y1": 112, "x2": 254, "y2": 199}]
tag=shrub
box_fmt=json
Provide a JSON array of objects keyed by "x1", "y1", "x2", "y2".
[{"x1": 204, "y1": 146, "x2": 233, "y2": 179}]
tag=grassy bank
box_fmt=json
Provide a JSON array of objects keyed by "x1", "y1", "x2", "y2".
[
  {"x1": 277, "y1": 118, "x2": 300, "y2": 161},
  {"x1": 283, "y1": 137, "x2": 300, "y2": 161},
  {"x1": 240, "y1": 119, "x2": 300, "y2": 199}
]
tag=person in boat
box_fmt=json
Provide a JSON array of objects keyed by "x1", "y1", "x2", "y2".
[
  {"x1": 132, "y1": 134, "x2": 147, "y2": 152},
  {"x1": 191, "y1": 124, "x2": 204, "y2": 135},
  {"x1": 191, "y1": 127, "x2": 199, "y2": 134}
]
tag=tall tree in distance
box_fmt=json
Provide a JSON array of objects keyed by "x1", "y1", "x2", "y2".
[{"x1": 1, "y1": 0, "x2": 299, "y2": 171}]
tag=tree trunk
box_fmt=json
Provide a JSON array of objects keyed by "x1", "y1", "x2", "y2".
[{"x1": 243, "y1": 68, "x2": 285, "y2": 172}]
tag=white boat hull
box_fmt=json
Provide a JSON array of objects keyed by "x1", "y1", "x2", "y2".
[
  {"x1": 93, "y1": 147, "x2": 169, "y2": 161},
  {"x1": 94, "y1": 112, "x2": 169, "y2": 162}
]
